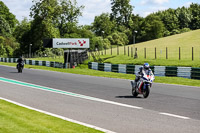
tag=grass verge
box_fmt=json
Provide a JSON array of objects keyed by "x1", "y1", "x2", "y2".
[{"x1": 0, "y1": 99, "x2": 103, "y2": 133}]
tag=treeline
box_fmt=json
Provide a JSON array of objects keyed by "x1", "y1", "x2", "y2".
[{"x1": 0, "y1": 0, "x2": 200, "y2": 57}]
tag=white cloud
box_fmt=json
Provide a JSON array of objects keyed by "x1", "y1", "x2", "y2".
[
  {"x1": 77, "y1": 0, "x2": 111, "y2": 25},
  {"x1": 1, "y1": 0, "x2": 32, "y2": 21},
  {"x1": 183, "y1": 2, "x2": 192, "y2": 7},
  {"x1": 141, "y1": 0, "x2": 169, "y2": 5},
  {"x1": 136, "y1": 6, "x2": 168, "y2": 17},
  {"x1": 1, "y1": 0, "x2": 111, "y2": 25}
]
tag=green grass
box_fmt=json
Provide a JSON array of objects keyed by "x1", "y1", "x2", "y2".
[
  {"x1": 29, "y1": 56, "x2": 64, "y2": 63},
  {"x1": 90, "y1": 29, "x2": 200, "y2": 67},
  {"x1": 0, "y1": 99, "x2": 103, "y2": 133},
  {"x1": 95, "y1": 55, "x2": 200, "y2": 67}
]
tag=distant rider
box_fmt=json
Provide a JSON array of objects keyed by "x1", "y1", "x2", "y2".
[{"x1": 17, "y1": 56, "x2": 24, "y2": 69}]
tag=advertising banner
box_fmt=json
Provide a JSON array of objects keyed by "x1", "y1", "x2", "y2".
[{"x1": 53, "y1": 38, "x2": 90, "y2": 48}]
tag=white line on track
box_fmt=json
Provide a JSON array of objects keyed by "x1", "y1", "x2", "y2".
[
  {"x1": 0, "y1": 97, "x2": 116, "y2": 133},
  {"x1": 159, "y1": 112, "x2": 190, "y2": 120},
  {"x1": 0, "y1": 77, "x2": 143, "y2": 110}
]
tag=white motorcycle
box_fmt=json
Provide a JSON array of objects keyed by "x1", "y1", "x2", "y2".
[{"x1": 131, "y1": 70, "x2": 155, "y2": 98}]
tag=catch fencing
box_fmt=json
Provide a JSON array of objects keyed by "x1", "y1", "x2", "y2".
[
  {"x1": 89, "y1": 46, "x2": 200, "y2": 61},
  {"x1": 88, "y1": 62, "x2": 200, "y2": 80}
]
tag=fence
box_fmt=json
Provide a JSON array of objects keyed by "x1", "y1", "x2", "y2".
[
  {"x1": 89, "y1": 46, "x2": 200, "y2": 61},
  {"x1": 88, "y1": 62, "x2": 200, "y2": 80},
  {"x1": 0, "y1": 57, "x2": 70, "y2": 69}
]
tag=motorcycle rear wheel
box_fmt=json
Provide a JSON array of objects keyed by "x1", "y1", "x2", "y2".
[{"x1": 143, "y1": 86, "x2": 150, "y2": 98}]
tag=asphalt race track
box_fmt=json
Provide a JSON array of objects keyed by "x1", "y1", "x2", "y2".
[{"x1": 0, "y1": 65, "x2": 200, "y2": 133}]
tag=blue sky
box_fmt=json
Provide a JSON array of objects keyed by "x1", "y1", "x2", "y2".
[{"x1": 1, "y1": 0, "x2": 200, "y2": 25}]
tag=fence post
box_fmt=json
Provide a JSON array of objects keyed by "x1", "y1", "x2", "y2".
[
  {"x1": 166, "y1": 47, "x2": 168, "y2": 59},
  {"x1": 131, "y1": 47, "x2": 133, "y2": 57},
  {"x1": 134, "y1": 48, "x2": 138, "y2": 59},
  {"x1": 192, "y1": 47, "x2": 194, "y2": 61},
  {"x1": 111, "y1": 45, "x2": 112, "y2": 55},
  {"x1": 117, "y1": 45, "x2": 119, "y2": 55},
  {"x1": 155, "y1": 47, "x2": 156, "y2": 59},
  {"x1": 179, "y1": 47, "x2": 181, "y2": 60},
  {"x1": 124, "y1": 45, "x2": 126, "y2": 55},
  {"x1": 144, "y1": 47, "x2": 146, "y2": 59},
  {"x1": 128, "y1": 46, "x2": 129, "y2": 56}
]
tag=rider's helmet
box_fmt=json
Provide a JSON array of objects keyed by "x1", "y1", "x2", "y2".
[{"x1": 143, "y1": 63, "x2": 150, "y2": 70}]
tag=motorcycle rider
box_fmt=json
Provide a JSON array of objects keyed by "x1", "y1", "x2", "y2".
[
  {"x1": 17, "y1": 56, "x2": 24, "y2": 69},
  {"x1": 133, "y1": 63, "x2": 153, "y2": 89}
]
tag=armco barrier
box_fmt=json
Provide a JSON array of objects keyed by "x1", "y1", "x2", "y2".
[
  {"x1": 177, "y1": 67, "x2": 191, "y2": 79},
  {"x1": 112, "y1": 64, "x2": 118, "y2": 73},
  {"x1": 98, "y1": 63, "x2": 104, "y2": 71},
  {"x1": 118, "y1": 64, "x2": 126, "y2": 74},
  {"x1": 0, "y1": 57, "x2": 68, "y2": 69},
  {"x1": 154, "y1": 66, "x2": 165, "y2": 76},
  {"x1": 191, "y1": 68, "x2": 200, "y2": 79},
  {"x1": 126, "y1": 65, "x2": 135, "y2": 74},
  {"x1": 88, "y1": 62, "x2": 200, "y2": 80},
  {"x1": 165, "y1": 66, "x2": 177, "y2": 77},
  {"x1": 88, "y1": 62, "x2": 92, "y2": 69},
  {"x1": 104, "y1": 63, "x2": 112, "y2": 72}
]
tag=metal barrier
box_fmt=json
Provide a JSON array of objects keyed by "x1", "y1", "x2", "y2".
[{"x1": 88, "y1": 62, "x2": 200, "y2": 80}]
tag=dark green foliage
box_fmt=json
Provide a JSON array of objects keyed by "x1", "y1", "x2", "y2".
[
  {"x1": 189, "y1": 3, "x2": 200, "y2": 30},
  {"x1": 110, "y1": 0, "x2": 133, "y2": 27},
  {"x1": 140, "y1": 15, "x2": 165, "y2": 41},
  {"x1": 0, "y1": 1, "x2": 18, "y2": 32},
  {"x1": 92, "y1": 13, "x2": 116, "y2": 37}
]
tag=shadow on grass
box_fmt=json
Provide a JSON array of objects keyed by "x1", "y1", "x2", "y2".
[{"x1": 101, "y1": 56, "x2": 116, "y2": 62}]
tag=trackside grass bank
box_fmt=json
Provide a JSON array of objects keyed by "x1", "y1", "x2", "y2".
[{"x1": 0, "y1": 99, "x2": 103, "y2": 133}]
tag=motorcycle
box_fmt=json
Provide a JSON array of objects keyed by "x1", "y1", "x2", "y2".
[
  {"x1": 131, "y1": 69, "x2": 155, "y2": 98},
  {"x1": 17, "y1": 62, "x2": 24, "y2": 73}
]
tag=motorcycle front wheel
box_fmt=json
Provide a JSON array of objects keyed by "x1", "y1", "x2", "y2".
[
  {"x1": 143, "y1": 85, "x2": 150, "y2": 98},
  {"x1": 18, "y1": 67, "x2": 22, "y2": 73},
  {"x1": 132, "y1": 87, "x2": 138, "y2": 97}
]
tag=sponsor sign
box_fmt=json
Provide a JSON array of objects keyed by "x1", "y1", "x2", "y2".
[{"x1": 53, "y1": 38, "x2": 89, "y2": 48}]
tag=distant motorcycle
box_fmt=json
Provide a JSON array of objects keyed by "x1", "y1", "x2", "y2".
[
  {"x1": 131, "y1": 70, "x2": 155, "y2": 98},
  {"x1": 17, "y1": 62, "x2": 24, "y2": 73}
]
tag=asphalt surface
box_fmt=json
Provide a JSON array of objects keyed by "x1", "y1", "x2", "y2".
[{"x1": 0, "y1": 65, "x2": 200, "y2": 133}]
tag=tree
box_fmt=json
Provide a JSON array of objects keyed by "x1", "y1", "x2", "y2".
[
  {"x1": 29, "y1": 0, "x2": 61, "y2": 53},
  {"x1": 107, "y1": 32, "x2": 129, "y2": 46},
  {"x1": 129, "y1": 14, "x2": 145, "y2": 43},
  {"x1": 140, "y1": 15, "x2": 165, "y2": 41},
  {"x1": 0, "y1": 1, "x2": 18, "y2": 32},
  {"x1": 110, "y1": 0, "x2": 133, "y2": 27},
  {"x1": 58, "y1": 0, "x2": 84, "y2": 36},
  {"x1": 28, "y1": 0, "x2": 84, "y2": 54},
  {"x1": 0, "y1": 36, "x2": 6, "y2": 57},
  {"x1": 0, "y1": 16, "x2": 11, "y2": 37},
  {"x1": 92, "y1": 13, "x2": 116, "y2": 37},
  {"x1": 13, "y1": 18, "x2": 31, "y2": 54},
  {"x1": 156, "y1": 9, "x2": 179, "y2": 33},
  {"x1": 176, "y1": 7, "x2": 192, "y2": 29},
  {"x1": 189, "y1": 3, "x2": 200, "y2": 30}
]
